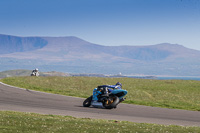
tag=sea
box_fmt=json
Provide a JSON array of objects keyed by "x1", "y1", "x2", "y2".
[
  {"x1": 126, "y1": 76, "x2": 200, "y2": 81},
  {"x1": 157, "y1": 76, "x2": 200, "y2": 81}
]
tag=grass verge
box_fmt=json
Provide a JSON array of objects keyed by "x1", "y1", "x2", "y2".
[
  {"x1": 0, "y1": 111, "x2": 200, "y2": 133},
  {"x1": 1, "y1": 76, "x2": 200, "y2": 111}
]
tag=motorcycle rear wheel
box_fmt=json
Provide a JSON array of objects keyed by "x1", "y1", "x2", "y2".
[
  {"x1": 83, "y1": 96, "x2": 93, "y2": 107},
  {"x1": 103, "y1": 96, "x2": 119, "y2": 109}
]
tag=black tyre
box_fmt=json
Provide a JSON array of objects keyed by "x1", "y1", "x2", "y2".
[
  {"x1": 83, "y1": 96, "x2": 93, "y2": 107},
  {"x1": 103, "y1": 96, "x2": 119, "y2": 109}
]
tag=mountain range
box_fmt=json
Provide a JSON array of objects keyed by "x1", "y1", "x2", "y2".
[{"x1": 0, "y1": 34, "x2": 200, "y2": 76}]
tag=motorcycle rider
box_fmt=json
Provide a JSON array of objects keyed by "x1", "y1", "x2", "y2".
[
  {"x1": 31, "y1": 68, "x2": 39, "y2": 76},
  {"x1": 92, "y1": 82, "x2": 122, "y2": 101}
]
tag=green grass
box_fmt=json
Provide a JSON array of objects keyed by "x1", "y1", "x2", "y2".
[
  {"x1": 1, "y1": 76, "x2": 200, "y2": 111},
  {"x1": 0, "y1": 111, "x2": 200, "y2": 133}
]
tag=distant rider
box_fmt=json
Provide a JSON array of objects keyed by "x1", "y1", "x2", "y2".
[{"x1": 31, "y1": 68, "x2": 39, "y2": 76}]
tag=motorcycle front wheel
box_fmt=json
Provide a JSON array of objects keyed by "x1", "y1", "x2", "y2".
[
  {"x1": 103, "y1": 96, "x2": 119, "y2": 109},
  {"x1": 83, "y1": 96, "x2": 93, "y2": 107}
]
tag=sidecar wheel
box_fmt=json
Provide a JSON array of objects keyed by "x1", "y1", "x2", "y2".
[
  {"x1": 83, "y1": 96, "x2": 92, "y2": 107},
  {"x1": 103, "y1": 96, "x2": 119, "y2": 109}
]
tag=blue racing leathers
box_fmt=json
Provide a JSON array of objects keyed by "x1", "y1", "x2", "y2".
[{"x1": 92, "y1": 85, "x2": 122, "y2": 101}]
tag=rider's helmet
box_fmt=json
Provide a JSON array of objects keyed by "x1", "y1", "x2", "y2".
[
  {"x1": 35, "y1": 68, "x2": 38, "y2": 72},
  {"x1": 116, "y1": 82, "x2": 122, "y2": 88}
]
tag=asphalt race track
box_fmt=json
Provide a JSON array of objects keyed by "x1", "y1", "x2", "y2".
[{"x1": 0, "y1": 82, "x2": 200, "y2": 127}]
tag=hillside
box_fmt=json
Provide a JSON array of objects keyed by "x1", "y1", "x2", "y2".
[
  {"x1": 0, "y1": 69, "x2": 32, "y2": 78},
  {"x1": 0, "y1": 34, "x2": 48, "y2": 54},
  {"x1": 0, "y1": 34, "x2": 200, "y2": 76},
  {"x1": 0, "y1": 70, "x2": 71, "y2": 78}
]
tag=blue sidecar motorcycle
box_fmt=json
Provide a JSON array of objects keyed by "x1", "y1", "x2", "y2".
[{"x1": 83, "y1": 85, "x2": 128, "y2": 109}]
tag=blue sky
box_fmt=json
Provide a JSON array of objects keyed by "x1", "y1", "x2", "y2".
[{"x1": 1, "y1": 0, "x2": 200, "y2": 50}]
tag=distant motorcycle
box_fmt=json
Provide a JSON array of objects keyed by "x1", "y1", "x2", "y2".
[
  {"x1": 31, "y1": 68, "x2": 39, "y2": 76},
  {"x1": 83, "y1": 85, "x2": 127, "y2": 109}
]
